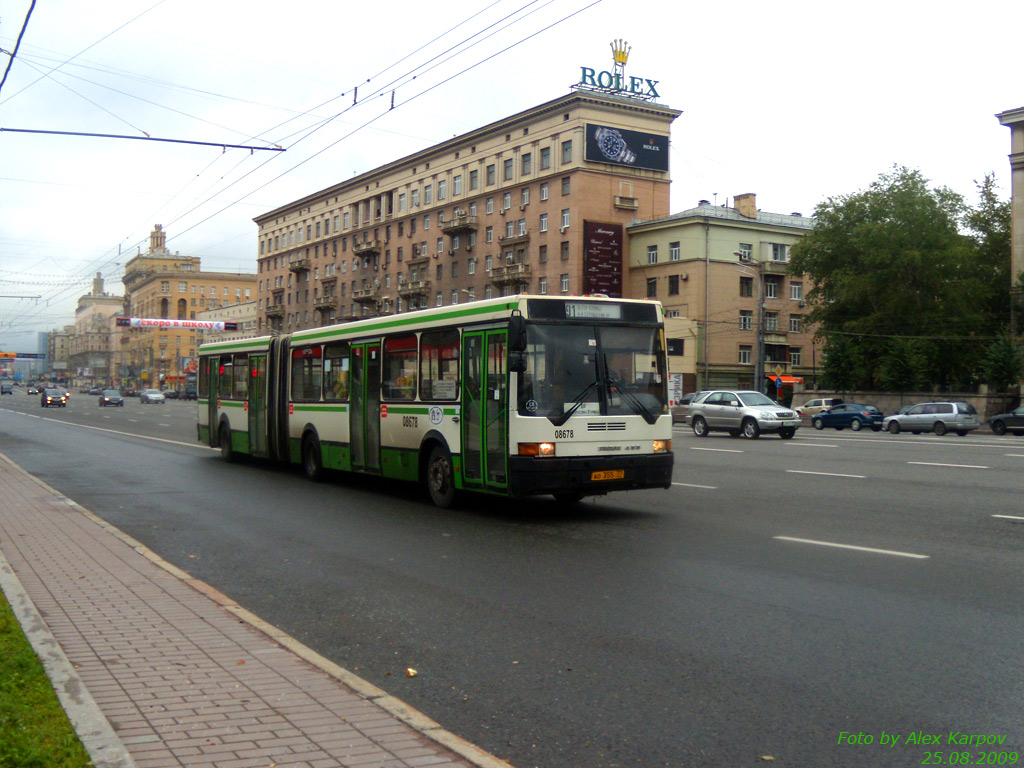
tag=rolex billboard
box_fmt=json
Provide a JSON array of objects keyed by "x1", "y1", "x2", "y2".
[{"x1": 584, "y1": 124, "x2": 669, "y2": 172}]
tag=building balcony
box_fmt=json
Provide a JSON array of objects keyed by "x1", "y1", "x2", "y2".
[
  {"x1": 761, "y1": 260, "x2": 789, "y2": 275},
  {"x1": 498, "y1": 231, "x2": 530, "y2": 247},
  {"x1": 314, "y1": 295, "x2": 337, "y2": 310},
  {"x1": 441, "y1": 214, "x2": 479, "y2": 235},
  {"x1": 320, "y1": 274, "x2": 337, "y2": 285},
  {"x1": 398, "y1": 279, "x2": 432, "y2": 298},
  {"x1": 353, "y1": 239, "x2": 382, "y2": 257},
  {"x1": 265, "y1": 305, "x2": 284, "y2": 318},
  {"x1": 406, "y1": 251, "x2": 430, "y2": 267},
  {"x1": 288, "y1": 258, "x2": 310, "y2": 273},
  {"x1": 614, "y1": 195, "x2": 639, "y2": 210},
  {"x1": 763, "y1": 331, "x2": 788, "y2": 344},
  {"x1": 489, "y1": 263, "x2": 531, "y2": 285},
  {"x1": 352, "y1": 288, "x2": 380, "y2": 303}
]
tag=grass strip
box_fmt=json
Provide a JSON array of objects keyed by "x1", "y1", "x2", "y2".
[{"x1": 0, "y1": 586, "x2": 91, "y2": 768}]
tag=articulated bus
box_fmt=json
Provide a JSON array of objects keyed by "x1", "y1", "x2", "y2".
[{"x1": 197, "y1": 294, "x2": 673, "y2": 507}]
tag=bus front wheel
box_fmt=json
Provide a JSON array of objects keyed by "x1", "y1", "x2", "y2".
[
  {"x1": 426, "y1": 444, "x2": 456, "y2": 508},
  {"x1": 219, "y1": 425, "x2": 234, "y2": 462},
  {"x1": 302, "y1": 434, "x2": 323, "y2": 481}
]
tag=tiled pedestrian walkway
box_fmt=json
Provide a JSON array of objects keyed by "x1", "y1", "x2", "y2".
[{"x1": 0, "y1": 453, "x2": 508, "y2": 768}]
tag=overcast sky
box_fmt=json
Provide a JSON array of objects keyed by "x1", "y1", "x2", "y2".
[{"x1": 0, "y1": 0, "x2": 1020, "y2": 351}]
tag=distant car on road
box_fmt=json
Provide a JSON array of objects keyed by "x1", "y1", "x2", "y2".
[
  {"x1": 99, "y1": 389, "x2": 124, "y2": 407},
  {"x1": 139, "y1": 388, "x2": 165, "y2": 404},
  {"x1": 988, "y1": 405, "x2": 1024, "y2": 436},
  {"x1": 671, "y1": 391, "x2": 703, "y2": 424},
  {"x1": 41, "y1": 388, "x2": 68, "y2": 408},
  {"x1": 811, "y1": 403, "x2": 884, "y2": 432},
  {"x1": 182, "y1": 385, "x2": 198, "y2": 401},
  {"x1": 795, "y1": 397, "x2": 843, "y2": 416},
  {"x1": 0, "y1": 383, "x2": 12, "y2": 395},
  {"x1": 883, "y1": 401, "x2": 979, "y2": 436},
  {"x1": 161, "y1": 388, "x2": 178, "y2": 400},
  {"x1": 27, "y1": 385, "x2": 40, "y2": 395},
  {"x1": 687, "y1": 389, "x2": 800, "y2": 439}
]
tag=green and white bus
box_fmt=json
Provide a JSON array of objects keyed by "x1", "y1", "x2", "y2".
[{"x1": 197, "y1": 294, "x2": 673, "y2": 507}]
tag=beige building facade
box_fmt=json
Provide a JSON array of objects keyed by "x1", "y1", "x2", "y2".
[
  {"x1": 68, "y1": 273, "x2": 124, "y2": 388},
  {"x1": 997, "y1": 106, "x2": 1024, "y2": 329},
  {"x1": 121, "y1": 225, "x2": 257, "y2": 389},
  {"x1": 254, "y1": 91, "x2": 681, "y2": 332},
  {"x1": 627, "y1": 194, "x2": 821, "y2": 395}
]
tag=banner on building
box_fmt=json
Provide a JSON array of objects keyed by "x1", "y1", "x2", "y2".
[
  {"x1": 116, "y1": 317, "x2": 238, "y2": 331},
  {"x1": 584, "y1": 123, "x2": 669, "y2": 172},
  {"x1": 582, "y1": 221, "x2": 623, "y2": 297}
]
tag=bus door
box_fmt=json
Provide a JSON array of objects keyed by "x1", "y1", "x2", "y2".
[
  {"x1": 461, "y1": 330, "x2": 508, "y2": 490},
  {"x1": 350, "y1": 342, "x2": 381, "y2": 473},
  {"x1": 205, "y1": 357, "x2": 219, "y2": 448},
  {"x1": 248, "y1": 355, "x2": 268, "y2": 458}
]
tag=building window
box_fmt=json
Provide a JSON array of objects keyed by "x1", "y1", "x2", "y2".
[
  {"x1": 486, "y1": 164, "x2": 496, "y2": 185},
  {"x1": 561, "y1": 140, "x2": 572, "y2": 164},
  {"x1": 646, "y1": 277, "x2": 657, "y2": 298},
  {"x1": 436, "y1": 292, "x2": 443, "y2": 307},
  {"x1": 469, "y1": 169, "x2": 479, "y2": 190},
  {"x1": 790, "y1": 348, "x2": 802, "y2": 366},
  {"x1": 161, "y1": 280, "x2": 170, "y2": 293},
  {"x1": 521, "y1": 153, "x2": 532, "y2": 175},
  {"x1": 540, "y1": 146, "x2": 551, "y2": 170},
  {"x1": 539, "y1": 276, "x2": 548, "y2": 294},
  {"x1": 765, "y1": 279, "x2": 779, "y2": 299},
  {"x1": 453, "y1": 175, "x2": 462, "y2": 195},
  {"x1": 503, "y1": 158, "x2": 513, "y2": 181},
  {"x1": 668, "y1": 274, "x2": 679, "y2": 295},
  {"x1": 772, "y1": 243, "x2": 788, "y2": 262},
  {"x1": 561, "y1": 209, "x2": 570, "y2": 229},
  {"x1": 765, "y1": 311, "x2": 778, "y2": 332},
  {"x1": 517, "y1": 218, "x2": 526, "y2": 236},
  {"x1": 485, "y1": 254, "x2": 492, "y2": 270},
  {"x1": 521, "y1": 187, "x2": 530, "y2": 206},
  {"x1": 451, "y1": 290, "x2": 458, "y2": 305},
  {"x1": 560, "y1": 241, "x2": 570, "y2": 260},
  {"x1": 739, "y1": 345, "x2": 752, "y2": 364},
  {"x1": 178, "y1": 281, "x2": 187, "y2": 292},
  {"x1": 539, "y1": 213, "x2": 548, "y2": 232},
  {"x1": 647, "y1": 245, "x2": 658, "y2": 264},
  {"x1": 739, "y1": 310, "x2": 753, "y2": 330},
  {"x1": 790, "y1": 282, "x2": 803, "y2": 301},
  {"x1": 540, "y1": 182, "x2": 549, "y2": 201},
  {"x1": 468, "y1": 258, "x2": 476, "y2": 275},
  {"x1": 486, "y1": 197, "x2": 494, "y2": 214},
  {"x1": 485, "y1": 285, "x2": 493, "y2": 299},
  {"x1": 669, "y1": 242, "x2": 681, "y2": 262},
  {"x1": 486, "y1": 226, "x2": 493, "y2": 243},
  {"x1": 789, "y1": 315, "x2": 802, "y2": 333},
  {"x1": 740, "y1": 276, "x2": 753, "y2": 297},
  {"x1": 539, "y1": 244, "x2": 548, "y2": 263},
  {"x1": 437, "y1": 179, "x2": 447, "y2": 200},
  {"x1": 561, "y1": 177, "x2": 570, "y2": 195},
  {"x1": 503, "y1": 192, "x2": 511, "y2": 210},
  {"x1": 424, "y1": 184, "x2": 432, "y2": 204},
  {"x1": 560, "y1": 273, "x2": 569, "y2": 292}
]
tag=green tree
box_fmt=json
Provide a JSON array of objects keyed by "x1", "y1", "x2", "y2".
[
  {"x1": 790, "y1": 166, "x2": 1000, "y2": 390},
  {"x1": 878, "y1": 337, "x2": 930, "y2": 392},
  {"x1": 819, "y1": 333, "x2": 861, "y2": 392},
  {"x1": 981, "y1": 334, "x2": 1024, "y2": 393}
]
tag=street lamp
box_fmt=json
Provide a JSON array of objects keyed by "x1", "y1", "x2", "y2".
[{"x1": 735, "y1": 252, "x2": 765, "y2": 393}]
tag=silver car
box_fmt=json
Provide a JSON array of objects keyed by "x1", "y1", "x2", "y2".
[
  {"x1": 139, "y1": 388, "x2": 166, "y2": 404},
  {"x1": 883, "y1": 401, "x2": 979, "y2": 436},
  {"x1": 687, "y1": 390, "x2": 800, "y2": 439}
]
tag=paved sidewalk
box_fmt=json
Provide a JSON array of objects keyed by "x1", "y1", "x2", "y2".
[{"x1": 0, "y1": 453, "x2": 509, "y2": 768}]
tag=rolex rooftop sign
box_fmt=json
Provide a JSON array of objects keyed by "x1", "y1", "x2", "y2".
[{"x1": 577, "y1": 39, "x2": 660, "y2": 101}]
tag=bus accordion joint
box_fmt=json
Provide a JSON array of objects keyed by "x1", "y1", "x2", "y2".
[{"x1": 518, "y1": 442, "x2": 555, "y2": 457}]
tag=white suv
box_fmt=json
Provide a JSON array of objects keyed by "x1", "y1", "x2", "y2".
[
  {"x1": 687, "y1": 390, "x2": 800, "y2": 439},
  {"x1": 796, "y1": 397, "x2": 841, "y2": 416}
]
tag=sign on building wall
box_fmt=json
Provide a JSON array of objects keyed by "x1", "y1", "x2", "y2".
[
  {"x1": 584, "y1": 123, "x2": 669, "y2": 172},
  {"x1": 116, "y1": 317, "x2": 238, "y2": 331},
  {"x1": 583, "y1": 222, "x2": 623, "y2": 297}
]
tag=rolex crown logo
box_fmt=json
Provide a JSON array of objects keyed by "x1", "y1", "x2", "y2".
[{"x1": 610, "y1": 38, "x2": 631, "y2": 66}]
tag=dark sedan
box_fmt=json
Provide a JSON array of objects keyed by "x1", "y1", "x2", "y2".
[
  {"x1": 989, "y1": 406, "x2": 1024, "y2": 436},
  {"x1": 99, "y1": 389, "x2": 124, "y2": 407},
  {"x1": 41, "y1": 388, "x2": 68, "y2": 408},
  {"x1": 811, "y1": 403, "x2": 884, "y2": 432}
]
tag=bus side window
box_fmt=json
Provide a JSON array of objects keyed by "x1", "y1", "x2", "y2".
[
  {"x1": 218, "y1": 355, "x2": 233, "y2": 399},
  {"x1": 198, "y1": 356, "x2": 209, "y2": 398},
  {"x1": 383, "y1": 334, "x2": 417, "y2": 401},
  {"x1": 324, "y1": 343, "x2": 349, "y2": 401},
  {"x1": 233, "y1": 354, "x2": 249, "y2": 400},
  {"x1": 419, "y1": 329, "x2": 459, "y2": 400},
  {"x1": 290, "y1": 346, "x2": 323, "y2": 402}
]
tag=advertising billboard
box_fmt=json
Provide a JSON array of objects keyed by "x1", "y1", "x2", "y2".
[
  {"x1": 585, "y1": 123, "x2": 669, "y2": 172},
  {"x1": 582, "y1": 222, "x2": 623, "y2": 297}
]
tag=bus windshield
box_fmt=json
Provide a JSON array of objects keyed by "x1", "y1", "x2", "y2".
[{"x1": 517, "y1": 323, "x2": 667, "y2": 425}]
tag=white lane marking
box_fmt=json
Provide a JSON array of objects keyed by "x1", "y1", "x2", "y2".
[
  {"x1": 907, "y1": 461, "x2": 988, "y2": 469},
  {"x1": 1006, "y1": 454, "x2": 1024, "y2": 458},
  {"x1": 774, "y1": 536, "x2": 929, "y2": 560},
  {"x1": 672, "y1": 482, "x2": 718, "y2": 490},
  {"x1": 786, "y1": 469, "x2": 866, "y2": 479},
  {"x1": 689, "y1": 447, "x2": 744, "y2": 454},
  {"x1": 3, "y1": 408, "x2": 214, "y2": 450},
  {"x1": 992, "y1": 514, "x2": 1024, "y2": 521},
  {"x1": 784, "y1": 442, "x2": 838, "y2": 448}
]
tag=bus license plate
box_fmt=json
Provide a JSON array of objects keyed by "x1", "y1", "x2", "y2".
[{"x1": 591, "y1": 469, "x2": 625, "y2": 481}]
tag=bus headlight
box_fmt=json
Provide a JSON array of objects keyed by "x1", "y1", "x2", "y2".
[
  {"x1": 653, "y1": 440, "x2": 671, "y2": 453},
  {"x1": 518, "y1": 442, "x2": 556, "y2": 457}
]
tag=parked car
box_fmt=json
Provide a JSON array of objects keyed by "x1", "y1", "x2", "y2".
[
  {"x1": 139, "y1": 388, "x2": 166, "y2": 404},
  {"x1": 182, "y1": 385, "x2": 198, "y2": 401},
  {"x1": 882, "y1": 401, "x2": 979, "y2": 436},
  {"x1": 811, "y1": 403, "x2": 884, "y2": 432},
  {"x1": 99, "y1": 389, "x2": 124, "y2": 407},
  {"x1": 0, "y1": 383, "x2": 12, "y2": 395},
  {"x1": 88, "y1": 386, "x2": 104, "y2": 395},
  {"x1": 671, "y1": 391, "x2": 703, "y2": 424},
  {"x1": 161, "y1": 388, "x2": 178, "y2": 400},
  {"x1": 795, "y1": 397, "x2": 843, "y2": 416},
  {"x1": 41, "y1": 388, "x2": 68, "y2": 407},
  {"x1": 989, "y1": 406, "x2": 1024, "y2": 436},
  {"x1": 687, "y1": 389, "x2": 800, "y2": 439}
]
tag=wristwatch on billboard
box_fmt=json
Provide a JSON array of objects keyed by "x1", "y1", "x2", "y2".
[{"x1": 595, "y1": 126, "x2": 636, "y2": 164}]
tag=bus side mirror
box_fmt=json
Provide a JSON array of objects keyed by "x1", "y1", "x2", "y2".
[
  {"x1": 509, "y1": 351, "x2": 527, "y2": 373},
  {"x1": 509, "y1": 315, "x2": 527, "y2": 352}
]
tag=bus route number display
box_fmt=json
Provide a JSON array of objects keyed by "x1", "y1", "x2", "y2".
[{"x1": 564, "y1": 302, "x2": 622, "y2": 320}]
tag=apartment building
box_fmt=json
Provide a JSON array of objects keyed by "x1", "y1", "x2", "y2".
[
  {"x1": 627, "y1": 194, "x2": 821, "y2": 393},
  {"x1": 68, "y1": 273, "x2": 124, "y2": 388},
  {"x1": 254, "y1": 90, "x2": 681, "y2": 332}
]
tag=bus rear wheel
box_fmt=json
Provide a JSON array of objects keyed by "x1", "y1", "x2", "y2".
[
  {"x1": 426, "y1": 444, "x2": 456, "y2": 508},
  {"x1": 219, "y1": 425, "x2": 234, "y2": 462},
  {"x1": 302, "y1": 434, "x2": 323, "y2": 481}
]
